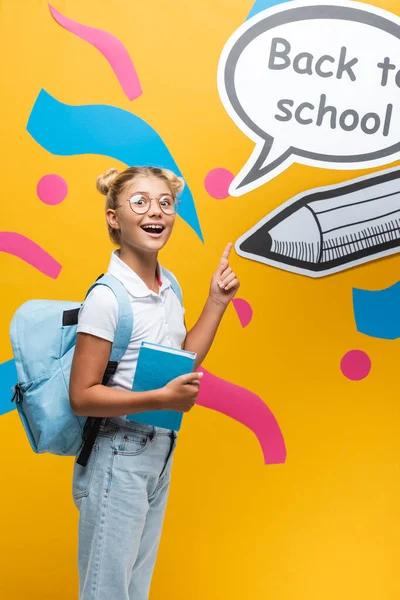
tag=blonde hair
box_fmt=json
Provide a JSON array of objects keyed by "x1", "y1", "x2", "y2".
[{"x1": 96, "y1": 166, "x2": 185, "y2": 245}]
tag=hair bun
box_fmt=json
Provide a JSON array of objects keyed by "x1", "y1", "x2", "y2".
[
  {"x1": 160, "y1": 168, "x2": 185, "y2": 196},
  {"x1": 96, "y1": 168, "x2": 120, "y2": 195}
]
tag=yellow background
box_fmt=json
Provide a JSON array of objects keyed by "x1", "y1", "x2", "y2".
[{"x1": 1, "y1": 1, "x2": 400, "y2": 598}]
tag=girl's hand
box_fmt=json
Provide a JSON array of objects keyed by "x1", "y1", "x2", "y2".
[
  {"x1": 161, "y1": 372, "x2": 203, "y2": 412},
  {"x1": 209, "y1": 243, "x2": 240, "y2": 307}
]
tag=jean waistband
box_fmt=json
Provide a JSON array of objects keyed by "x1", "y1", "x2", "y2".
[{"x1": 106, "y1": 416, "x2": 177, "y2": 438}]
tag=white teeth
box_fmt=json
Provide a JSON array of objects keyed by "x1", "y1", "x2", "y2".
[{"x1": 143, "y1": 225, "x2": 163, "y2": 230}]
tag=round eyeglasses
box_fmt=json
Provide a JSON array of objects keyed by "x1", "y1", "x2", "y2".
[{"x1": 123, "y1": 193, "x2": 179, "y2": 215}]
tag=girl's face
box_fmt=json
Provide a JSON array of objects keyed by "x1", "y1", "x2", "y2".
[{"x1": 107, "y1": 176, "x2": 177, "y2": 254}]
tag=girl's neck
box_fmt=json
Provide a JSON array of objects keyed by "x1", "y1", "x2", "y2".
[{"x1": 119, "y1": 246, "x2": 160, "y2": 292}]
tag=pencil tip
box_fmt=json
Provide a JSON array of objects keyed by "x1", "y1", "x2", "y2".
[{"x1": 240, "y1": 229, "x2": 273, "y2": 256}]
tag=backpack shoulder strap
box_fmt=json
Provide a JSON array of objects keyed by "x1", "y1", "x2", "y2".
[
  {"x1": 86, "y1": 273, "x2": 133, "y2": 363},
  {"x1": 161, "y1": 267, "x2": 183, "y2": 306},
  {"x1": 77, "y1": 273, "x2": 133, "y2": 468}
]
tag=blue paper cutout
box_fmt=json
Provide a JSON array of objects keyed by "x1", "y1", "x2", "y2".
[
  {"x1": 0, "y1": 359, "x2": 18, "y2": 416},
  {"x1": 247, "y1": 0, "x2": 292, "y2": 20},
  {"x1": 27, "y1": 89, "x2": 203, "y2": 242},
  {"x1": 353, "y1": 281, "x2": 400, "y2": 340}
]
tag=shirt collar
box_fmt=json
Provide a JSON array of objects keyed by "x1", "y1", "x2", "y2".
[{"x1": 107, "y1": 250, "x2": 171, "y2": 298}]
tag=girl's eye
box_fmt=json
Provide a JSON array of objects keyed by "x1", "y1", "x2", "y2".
[
  {"x1": 160, "y1": 196, "x2": 173, "y2": 206},
  {"x1": 130, "y1": 194, "x2": 147, "y2": 205}
]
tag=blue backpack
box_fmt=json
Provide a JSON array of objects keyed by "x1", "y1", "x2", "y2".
[{"x1": 10, "y1": 270, "x2": 182, "y2": 466}]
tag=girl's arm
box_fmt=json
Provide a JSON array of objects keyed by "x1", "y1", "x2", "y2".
[
  {"x1": 70, "y1": 332, "x2": 202, "y2": 417},
  {"x1": 183, "y1": 243, "x2": 240, "y2": 370}
]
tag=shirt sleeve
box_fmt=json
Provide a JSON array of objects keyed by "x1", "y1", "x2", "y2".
[{"x1": 77, "y1": 285, "x2": 119, "y2": 343}]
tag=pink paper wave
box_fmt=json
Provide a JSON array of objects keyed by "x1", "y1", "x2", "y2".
[
  {"x1": 197, "y1": 368, "x2": 286, "y2": 464},
  {"x1": 49, "y1": 4, "x2": 142, "y2": 101},
  {"x1": 0, "y1": 232, "x2": 62, "y2": 279}
]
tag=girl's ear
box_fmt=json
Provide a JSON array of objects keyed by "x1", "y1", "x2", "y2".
[{"x1": 106, "y1": 208, "x2": 120, "y2": 231}]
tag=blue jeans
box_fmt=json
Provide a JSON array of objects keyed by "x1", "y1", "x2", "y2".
[{"x1": 72, "y1": 417, "x2": 177, "y2": 600}]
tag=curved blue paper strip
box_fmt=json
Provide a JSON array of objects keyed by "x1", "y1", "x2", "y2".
[
  {"x1": 353, "y1": 281, "x2": 400, "y2": 340},
  {"x1": 0, "y1": 359, "x2": 17, "y2": 416},
  {"x1": 247, "y1": 0, "x2": 292, "y2": 20},
  {"x1": 27, "y1": 89, "x2": 203, "y2": 242}
]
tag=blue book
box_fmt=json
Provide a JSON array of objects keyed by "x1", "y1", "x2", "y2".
[{"x1": 127, "y1": 341, "x2": 197, "y2": 431}]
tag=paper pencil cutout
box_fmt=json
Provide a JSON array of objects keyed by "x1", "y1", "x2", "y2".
[{"x1": 235, "y1": 166, "x2": 400, "y2": 278}]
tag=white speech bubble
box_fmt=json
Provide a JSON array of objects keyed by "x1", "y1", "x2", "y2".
[{"x1": 218, "y1": 0, "x2": 400, "y2": 195}]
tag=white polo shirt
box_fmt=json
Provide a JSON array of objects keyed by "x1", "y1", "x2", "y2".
[{"x1": 77, "y1": 250, "x2": 186, "y2": 394}]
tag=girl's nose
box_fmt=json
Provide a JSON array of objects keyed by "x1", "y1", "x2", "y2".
[{"x1": 148, "y1": 198, "x2": 162, "y2": 216}]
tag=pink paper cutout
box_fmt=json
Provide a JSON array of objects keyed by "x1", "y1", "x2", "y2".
[
  {"x1": 204, "y1": 168, "x2": 234, "y2": 199},
  {"x1": 37, "y1": 174, "x2": 68, "y2": 205},
  {"x1": 49, "y1": 4, "x2": 142, "y2": 101},
  {"x1": 0, "y1": 232, "x2": 62, "y2": 279},
  {"x1": 340, "y1": 349, "x2": 371, "y2": 381},
  {"x1": 197, "y1": 368, "x2": 286, "y2": 464},
  {"x1": 232, "y1": 298, "x2": 253, "y2": 328}
]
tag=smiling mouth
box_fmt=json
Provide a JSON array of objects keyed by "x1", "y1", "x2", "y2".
[{"x1": 141, "y1": 224, "x2": 165, "y2": 237}]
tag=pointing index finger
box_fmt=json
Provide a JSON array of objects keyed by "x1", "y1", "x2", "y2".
[{"x1": 220, "y1": 242, "x2": 233, "y2": 263}]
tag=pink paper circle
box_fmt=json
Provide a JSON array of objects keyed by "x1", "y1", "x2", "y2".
[
  {"x1": 204, "y1": 168, "x2": 234, "y2": 199},
  {"x1": 232, "y1": 298, "x2": 253, "y2": 328},
  {"x1": 37, "y1": 174, "x2": 68, "y2": 205},
  {"x1": 340, "y1": 350, "x2": 371, "y2": 381}
]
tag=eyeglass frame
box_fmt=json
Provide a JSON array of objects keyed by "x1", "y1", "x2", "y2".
[{"x1": 115, "y1": 191, "x2": 180, "y2": 215}]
